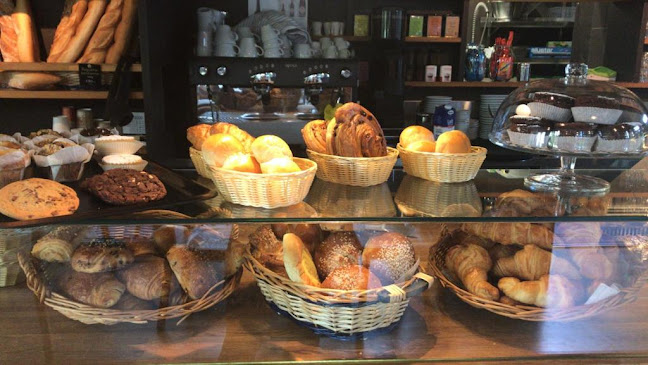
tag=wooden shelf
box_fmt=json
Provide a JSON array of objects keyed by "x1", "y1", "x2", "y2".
[
  {"x1": 310, "y1": 35, "x2": 370, "y2": 42},
  {"x1": 0, "y1": 90, "x2": 144, "y2": 99},
  {"x1": 405, "y1": 37, "x2": 461, "y2": 43},
  {"x1": 405, "y1": 81, "x2": 648, "y2": 89},
  {"x1": 0, "y1": 63, "x2": 143, "y2": 72}
]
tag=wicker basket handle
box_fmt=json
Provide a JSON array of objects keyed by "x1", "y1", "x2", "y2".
[
  {"x1": 17, "y1": 251, "x2": 48, "y2": 303},
  {"x1": 378, "y1": 272, "x2": 435, "y2": 303}
]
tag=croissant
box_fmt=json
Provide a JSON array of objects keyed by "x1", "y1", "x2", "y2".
[
  {"x1": 301, "y1": 120, "x2": 327, "y2": 154},
  {"x1": 492, "y1": 244, "x2": 580, "y2": 280},
  {"x1": 495, "y1": 189, "x2": 559, "y2": 216},
  {"x1": 116, "y1": 256, "x2": 179, "y2": 300},
  {"x1": 31, "y1": 226, "x2": 86, "y2": 263},
  {"x1": 461, "y1": 223, "x2": 557, "y2": 250},
  {"x1": 488, "y1": 243, "x2": 520, "y2": 262},
  {"x1": 57, "y1": 269, "x2": 125, "y2": 308},
  {"x1": 567, "y1": 247, "x2": 614, "y2": 280},
  {"x1": 554, "y1": 222, "x2": 602, "y2": 246},
  {"x1": 166, "y1": 246, "x2": 225, "y2": 300},
  {"x1": 450, "y1": 229, "x2": 496, "y2": 249},
  {"x1": 209, "y1": 122, "x2": 254, "y2": 153},
  {"x1": 446, "y1": 243, "x2": 499, "y2": 301},
  {"x1": 498, "y1": 275, "x2": 582, "y2": 308},
  {"x1": 186, "y1": 124, "x2": 211, "y2": 150}
]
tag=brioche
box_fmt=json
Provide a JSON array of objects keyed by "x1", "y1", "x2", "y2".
[
  {"x1": 400, "y1": 125, "x2": 434, "y2": 148},
  {"x1": 407, "y1": 140, "x2": 436, "y2": 152},
  {"x1": 435, "y1": 130, "x2": 471, "y2": 153},
  {"x1": 222, "y1": 153, "x2": 261, "y2": 173},
  {"x1": 209, "y1": 122, "x2": 254, "y2": 153},
  {"x1": 282, "y1": 233, "x2": 321, "y2": 287},
  {"x1": 260, "y1": 157, "x2": 300, "y2": 174},
  {"x1": 251, "y1": 135, "x2": 293, "y2": 164},
  {"x1": 202, "y1": 133, "x2": 245, "y2": 168}
]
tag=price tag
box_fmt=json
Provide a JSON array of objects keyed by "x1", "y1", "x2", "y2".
[{"x1": 78, "y1": 63, "x2": 102, "y2": 89}]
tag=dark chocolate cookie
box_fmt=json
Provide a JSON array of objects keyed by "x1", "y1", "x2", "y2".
[{"x1": 81, "y1": 168, "x2": 167, "y2": 205}]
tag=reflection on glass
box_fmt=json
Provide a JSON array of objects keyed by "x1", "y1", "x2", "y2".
[{"x1": 395, "y1": 175, "x2": 481, "y2": 217}]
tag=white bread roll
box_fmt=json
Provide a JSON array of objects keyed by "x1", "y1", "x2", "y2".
[
  {"x1": 282, "y1": 233, "x2": 321, "y2": 287},
  {"x1": 251, "y1": 135, "x2": 293, "y2": 164},
  {"x1": 202, "y1": 133, "x2": 245, "y2": 168},
  {"x1": 260, "y1": 157, "x2": 300, "y2": 174}
]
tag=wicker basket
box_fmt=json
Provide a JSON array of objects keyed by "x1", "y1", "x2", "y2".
[
  {"x1": 244, "y1": 251, "x2": 434, "y2": 338},
  {"x1": 429, "y1": 234, "x2": 648, "y2": 321},
  {"x1": 17, "y1": 216, "x2": 242, "y2": 325},
  {"x1": 208, "y1": 158, "x2": 317, "y2": 209},
  {"x1": 394, "y1": 175, "x2": 482, "y2": 217},
  {"x1": 397, "y1": 144, "x2": 487, "y2": 183},
  {"x1": 0, "y1": 228, "x2": 34, "y2": 287},
  {"x1": 305, "y1": 179, "x2": 397, "y2": 218},
  {"x1": 189, "y1": 147, "x2": 212, "y2": 179},
  {"x1": 306, "y1": 148, "x2": 399, "y2": 187}
]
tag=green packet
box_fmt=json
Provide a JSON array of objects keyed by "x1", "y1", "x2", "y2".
[{"x1": 589, "y1": 66, "x2": 617, "y2": 78}]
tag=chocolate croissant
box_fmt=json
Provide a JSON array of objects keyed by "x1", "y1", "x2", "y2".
[
  {"x1": 31, "y1": 226, "x2": 86, "y2": 263},
  {"x1": 116, "y1": 256, "x2": 179, "y2": 301},
  {"x1": 57, "y1": 269, "x2": 125, "y2": 308},
  {"x1": 301, "y1": 120, "x2": 327, "y2": 154}
]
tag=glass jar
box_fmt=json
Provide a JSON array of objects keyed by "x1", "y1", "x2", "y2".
[
  {"x1": 489, "y1": 44, "x2": 515, "y2": 82},
  {"x1": 464, "y1": 43, "x2": 486, "y2": 82}
]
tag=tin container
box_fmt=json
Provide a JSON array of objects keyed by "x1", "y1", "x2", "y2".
[
  {"x1": 76, "y1": 108, "x2": 94, "y2": 130},
  {"x1": 519, "y1": 62, "x2": 530, "y2": 82}
]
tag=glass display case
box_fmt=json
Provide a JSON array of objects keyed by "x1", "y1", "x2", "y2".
[{"x1": 1, "y1": 168, "x2": 648, "y2": 363}]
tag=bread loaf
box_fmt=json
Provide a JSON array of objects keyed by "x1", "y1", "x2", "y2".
[
  {"x1": 4, "y1": 72, "x2": 62, "y2": 90},
  {"x1": 0, "y1": 0, "x2": 19, "y2": 62},
  {"x1": 12, "y1": 0, "x2": 38, "y2": 61},
  {"x1": 47, "y1": 0, "x2": 88, "y2": 62},
  {"x1": 50, "y1": 0, "x2": 107, "y2": 63},
  {"x1": 105, "y1": 0, "x2": 137, "y2": 64},
  {"x1": 78, "y1": 0, "x2": 124, "y2": 64}
]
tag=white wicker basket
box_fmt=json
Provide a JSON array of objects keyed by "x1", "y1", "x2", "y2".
[
  {"x1": 306, "y1": 148, "x2": 399, "y2": 187},
  {"x1": 398, "y1": 144, "x2": 486, "y2": 183}
]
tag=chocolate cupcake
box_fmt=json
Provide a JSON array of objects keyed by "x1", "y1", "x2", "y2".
[
  {"x1": 618, "y1": 97, "x2": 645, "y2": 123},
  {"x1": 572, "y1": 95, "x2": 622, "y2": 125},
  {"x1": 528, "y1": 92, "x2": 575, "y2": 122},
  {"x1": 507, "y1": 116, "x2": 552, "y2": 148},
  {"x1": 549, "y1": 122, "x2": 597, "y2": 152},
  {"x1": 595, "y1": 123, "x2": 644, "y2": 153}
]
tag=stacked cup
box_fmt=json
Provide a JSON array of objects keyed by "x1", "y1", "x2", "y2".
[
  {"x1": 196, "y1": 7, "x2": 226, "y2": 56},
  {"x1": 214, "y1": 25, "x2": 239, "y2": 57},
  {"x1": 320, "y1": 37, "x2": 337, "y2": 59},
  {"x1": 261, "y1": 25, "x2": 286, "y2": 58},
  {"x1": 334, "y1": 37, "x2": 351, "y2": 59}
]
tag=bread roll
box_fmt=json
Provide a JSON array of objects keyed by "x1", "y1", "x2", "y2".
[
  {"x1": 249, "y1": 225, "x2": 283, "y2": 269},
  {"x1": 209, "y1": 122, "x2": 255, "y2": 153},
  {"x1": 31, "y1": 226, "x2": 86, "y2": 263},
  {"x1": 260, "y1": 157, "x2": 300, "y2": 174},
  {"x1": 153, "y1": 225, "x2": 190, "y2": 254},
  {"x1": 105, "y1": 0, "x2": 137, "y2": 64},
  {"x1": 78, "y1": 0, "x2": 124, "y2": 64},
  {"x1": 47, "y1": 0, "x2": 88, "y2": 62},
  {"x1": 71, "y1": 240, "x2": 135, "y2": 273},
  {"x1": 435, "y1": 130, "x2": 471, "y2": 154},
  {"x1": 251, "y1": 135, "x2": 292, "y2": 164},
  {"x1": 53, "y1": 0, "x2": 107, "y2": 63},
  {"x1": 406, "y1": 140, "x2": 436, "y2": 152},
  {"x1": 116, "y1": 256, "x2": 179, "y2": 300},
  {"x1": 166, "y1": 245, "x2": 225, "y2": 300},
  {"x1": 57, "y1": 269, "x2": 125, "y2": 308},
  {"x1": 322, "y1": 265, "x2": 382, "y2": 290},
  {"x1": 362, "y1": 232, "x2": 417, "y2": 284},
  {"x1": 202, "y1": 133, "x2": 245, "y2": 168},
  {"x1": 282, "y1": 233, "x2": 321, "y2": 287},
  {"x1": 400, "y1": 126, "x2": 434, "y2": 148},
  {"x1": 222, "y1": 153, "x2": 261, "y2": 173},
  {"x1": 5, "y1": 72, "x2": 62, "y2": 90},
  {"x1": 271, "y1": 223, "x2": 321, "y2": 254},
  {"x1": 186, "y1": 124, "x2": 211, "y2": 151},
  {"x1": 314, "y1": 231, "x2": 362, "y2": 280},
  {"x1": 124, "y1": 237, "x2": 158, "y2": 257}
]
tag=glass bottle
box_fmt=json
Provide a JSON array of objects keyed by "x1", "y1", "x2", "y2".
[
  {"x1": 464, "y1": 43, "x2": 486, "y2": 81},
  {"x1": 298, "y1": 0, "x2": 306, "y2": 17}
]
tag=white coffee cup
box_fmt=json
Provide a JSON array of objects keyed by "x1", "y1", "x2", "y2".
[
  {"x1": 196, "y1": 30, "x2": 213, "y2": 56},
  {"x1": 294, "y1": 43, "x2": 314, "y2": 58},
  {"x1": 323, "y1": 45, "x2": 338, "y2": 59},
  {"x1": 215, "y1": 43, "x2": 239, "y2": 57},
  {"x1": 320, "y1": 37, "x2": 333, "y2": 49},
  {"x1": 237, "y1": 26, "x2": 256, "y2": 39},
  {"x1": 311, "y1": 21, "x2": 323, "y2": 36},
  {"x1": 215, "y1": 25, "x2": 238, "y2": 44},
  {"x1": 331, "y1": 21, "x2": 342, "y2": 36},
  {"x1": 240, "y1": 37, "x2": 264, "y2": 58},
  {"x1": 323, "y1": 22, "x2": 332, "y2": 36},
  {"x1": 197, "y1": 8, "x2": 225, "y2": 31},
  {"x1": 340, "y1": 22, "x2": 345, "y2": 35},
  {"x1": 263, "y1": 38, "x2": 284, "y2": 49},
  {"x1": 261, "y1": 24, "x2": 280, "y2": 37},
  {"x1": 334, "y1": 37, "x2": 350, "y2": 49},
  {"x1": 338, "y1": 49, "x2": 351, "y2": 59},
  {"x1": 311, "y1": 46, "x2": 322, "y2": 58},
  {"x1": 264, "y1": 47, "x2": 284, "y2": 58},
  {"x1": 311, "y1": 41, "x2": 321, "y2": 49}
]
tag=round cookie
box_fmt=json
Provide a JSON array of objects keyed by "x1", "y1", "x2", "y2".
[
  {"x1": 0, "y1": 178, "x2": 79, "y2": 220},
  {"x1": 81, "y1": 168, "x2": 167, "y2": 205}
]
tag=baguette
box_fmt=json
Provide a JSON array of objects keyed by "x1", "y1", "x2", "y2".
[
  {"x1": 47, "y1": 0, "x2": 88, "y2": 62},
  {"x1": 105, "y1": 0, "x2": 137, "y2": 64},
  {"x1": 78, "y1": 0, "x2": 123, "y2": 64},
  {"x1": 56, "y1": 0, "x2": 106, "y2": 63},
  {"x1": 0, "y1": 0, "x2": 19, "y2": 62},
  {"x1": 12, "y1": 0, "x2": 38, "y2": 61}
]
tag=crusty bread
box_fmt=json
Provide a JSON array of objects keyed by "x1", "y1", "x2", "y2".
[
  {"x1": 47, "y1": 0, "x2": 88, "y2": 62},
  {"x1": 51, "y1": 0, "x2": 107, "y2": 63},
  {"x1": 0, "y1": 0, "x2": 19, "y2": 62},
  {"x1": 12, "y1": 0, "x2": 39, "y2": 61},
  {"x1": 282, "y1": 233, "x2": 321, "y2": 287},
  {"x1": 5, "y1": 72, "x2": 62, "y2": 90},
  {"x1": 78, "y1": 0, "x2": 123, "y2": 64},
  {"x1": 105, "y1": 0, "x2": 137, "y2": 64}
]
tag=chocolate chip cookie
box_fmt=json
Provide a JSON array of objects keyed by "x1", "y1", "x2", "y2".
[
  {"x1": 0, "y1": 178, "x2": 79, "y2": 220},
  {"x1": 81, "y1": 168, "x2": 167, "y2": 205}
]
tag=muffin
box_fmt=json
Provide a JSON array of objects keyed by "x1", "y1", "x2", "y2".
[
  {"x1": 32, "y1": 139, "x2": 95, "y2": 182},
  {"x1": 507, "y1": 116, "x2": 553, "y2": 149},
  {"x1": 548, "y1": 122, "x2": 597, "y2": 152},
  {"x1": 571, "y1": 95, "x2": 622, "y2": 125},
  {"x1": 94, "y1": 135, "x2": 144, "y2": 156},
  {"x1": 528, "y1": 92, "x2": 575, "y2": 122},
  {"x1": 100, "y1": 154, "x2": 148, "y2": 171},
  {"x1": 0, "y1": 147, "x2": 31, "y2": 188},
  {"x1": 595, "y1": 123, "x2": 644, "y2": 153},
  {"x1": 29, "y1": 129, "x2": 61, "y2": 139}
]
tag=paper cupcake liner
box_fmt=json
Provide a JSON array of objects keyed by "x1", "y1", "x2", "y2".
[
  {"x1": 95, "y1": 140, "x2": 145, "y2": 156},
  {"x1": 571, "y1": 107, "x2": 622, "y2": 125},
  {"x1": 507, "y1": 130, "x2": 548, "y2": 149},
  {"x1": 549, "y1": 136, "x2": 596, "y2": 152},
  {"x1": 595, "y1": 138, "x2": 644, "y2": 153},
  {"x1": 528, "y1": 102, "x2": 572, "y2": 122},
  {"x1": 37, "y1": 161, "x2": 87, "y2": 182},
  {"x1": 99, "y1": 160, "x2": 148, "y2": 172},
  {"x1": 0, "y1": 168, "x2": 25, "y2": 188}
]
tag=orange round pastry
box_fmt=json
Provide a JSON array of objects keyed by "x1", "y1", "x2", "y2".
[
  {"x1": 399, "y1": 125, "x2": 434, "y2": 148},
  {"x1": 322, "y1": 265, "x2": 382, "y2": 290},
  {"x1": 222, "y1": 153, "x2": 261, "y2": 173},
  {"x1": 406, "y1": 140, "x2": 436, "y2": 153},
  {"x1": 362, "y1": 232, "x2": 416, "y2": 284},
  {"x1": 435, "y1": 130, "x2": 472, "y2": 153},
  {"x1": 314, "y1": 231, "x2": 362, "y2": 280},
  {"x1": 202, "y1": 133, "x2": 245, "y2": 168}
]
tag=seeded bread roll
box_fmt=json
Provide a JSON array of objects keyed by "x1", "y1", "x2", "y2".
[
  {"x1": 322, "y1": 265, "x2": 382, "y2": 290},
  {"x1": 314, "y1": 231, "x2": 362, "y2": 280},
  {"x1": 362, "y1": 232, "x2": 416, "y2": 284}
]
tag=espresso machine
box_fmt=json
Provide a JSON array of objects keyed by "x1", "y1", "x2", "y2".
[{"x1": 189, "y1": 57, "x2": 359, "y2": 144}]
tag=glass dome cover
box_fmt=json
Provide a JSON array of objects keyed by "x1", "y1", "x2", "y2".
[{"x1": 490, "y1": 63, "x2": 648, "y2": 157}]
